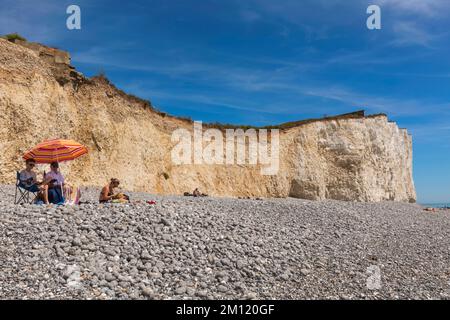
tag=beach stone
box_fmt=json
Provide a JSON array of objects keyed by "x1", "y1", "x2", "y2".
[
  {"x1": 175, "y1": 286, "x2": 186, "y2": 295},
  {"x1": 142, "y1": 287, "x2": 155, "y2": 299},
  {"x1": 0, "y1": 185, "x2": 448, "y2": 300}
]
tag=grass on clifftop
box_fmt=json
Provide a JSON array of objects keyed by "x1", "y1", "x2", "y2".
[{"x1": 2, "y1": 33, "x2": 27, "y2": 41}]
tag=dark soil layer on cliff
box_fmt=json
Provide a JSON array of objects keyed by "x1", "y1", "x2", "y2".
[{"x1": 0, "y1": 185, "x2": 448, "y2": 300}]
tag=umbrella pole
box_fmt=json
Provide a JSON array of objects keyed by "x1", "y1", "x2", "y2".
[
  {"x1": 58, "y1": 159, "x2": 64, "y2": 204},
  {"x1": 55, "y1": 155, "x2": 63, "y2": 204}
]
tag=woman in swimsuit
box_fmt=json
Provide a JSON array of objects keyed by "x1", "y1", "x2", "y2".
[{"x1": 99, "y1": 178, "x2": 120, "y2": 203}]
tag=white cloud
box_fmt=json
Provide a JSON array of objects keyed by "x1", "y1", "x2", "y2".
[
  {"x1": 377, "y1": 0, "x2": 449, "y2": 17},
  {"x1": 391, "y1": 21, "x2": 437, "y2": 47}
]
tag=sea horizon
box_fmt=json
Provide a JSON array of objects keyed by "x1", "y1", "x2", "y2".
[{"x1": 420, "y1": 203, "x2": 450, "y2": 208}]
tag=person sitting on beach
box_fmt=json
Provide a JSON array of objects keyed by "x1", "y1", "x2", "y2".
[
  {"x1": 99, "y1": 178, "x2": 129, "y2": 203},
  {"x1": 194, "y1": 188, "x2": 208, "y2": 197},
  {"x1": 19, "y1": 159, "x2": 49, "y2": 204},
  {"x1": 44, "y1": 162, "x2": 66, "y2": 187},
  {"x1": 193, "y1": 188, "x2": 201, "y2": 197},
  {"x1": 184, "y1": 188, "x2": 208, "y2": 197},
  {"x1": 42, "y1": 162, "x2": 66, "y2": 204},
  {"x1": 19, "y1": 159, "x2": 40, "y2": 192}
]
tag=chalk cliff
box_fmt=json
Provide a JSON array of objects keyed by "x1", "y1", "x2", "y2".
[{"x1": 0, "y1": 38, "x2": 416, "y2": 202}]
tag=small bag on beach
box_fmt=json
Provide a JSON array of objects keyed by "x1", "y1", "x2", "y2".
[{"x1": 64, "y1": 185, "x2": 81, "y2": 205}]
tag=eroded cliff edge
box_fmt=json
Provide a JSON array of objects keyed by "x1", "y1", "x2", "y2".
[{"x1": 0, "y1": 38, "x2": 416, "y2": 202}]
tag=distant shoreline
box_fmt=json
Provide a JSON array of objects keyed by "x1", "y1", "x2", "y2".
[{"x1": 420, "y1": 203, "x2": 450, "y2": 209}]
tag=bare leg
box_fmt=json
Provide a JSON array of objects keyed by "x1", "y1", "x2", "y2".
[
  {"x1": 41, "y1": 185, "x2": 49, "y2": 204},
  {"x1": 63, "y1": 184, "x2": 72, "y2": 203}
]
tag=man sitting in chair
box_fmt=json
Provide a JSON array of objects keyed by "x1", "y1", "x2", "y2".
[
  {"x1": 19, "y1": 158, "x2": 49, "y2": 204},
  {"x1": 19, "y1": 159, "x2": 39, "y2": 191}
]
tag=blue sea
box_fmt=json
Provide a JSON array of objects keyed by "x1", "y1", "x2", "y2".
[{"x1": 421, "y1": 203, "x2": 450, "y2": 208}]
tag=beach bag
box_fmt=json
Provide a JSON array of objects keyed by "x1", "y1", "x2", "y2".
[{"x1": 64, "y1": 186, "x2": 81, "y2": 205}]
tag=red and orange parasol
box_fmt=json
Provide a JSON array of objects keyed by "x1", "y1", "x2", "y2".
[{"x1": 23, "y1": 139, "x2": 88, "y2": 163}]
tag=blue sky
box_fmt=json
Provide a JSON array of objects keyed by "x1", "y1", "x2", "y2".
[{"x1": 1, "y1": 0, "x2": 449, "y2": 203}]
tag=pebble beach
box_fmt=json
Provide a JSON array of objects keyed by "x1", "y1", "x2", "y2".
[{"x1": 0, "y1": 185, "x2": 449, "y2": 300}]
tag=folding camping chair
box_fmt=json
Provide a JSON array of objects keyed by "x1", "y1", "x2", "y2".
[{"x1": 14, "y1": 171, "x2": 39, "y2": 204}]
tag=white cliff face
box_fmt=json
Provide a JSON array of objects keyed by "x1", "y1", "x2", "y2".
[
  {"x1": 284, "y1": 118, "x2": 415, "y2": 202},
  {"x1": 0, "y1": 39, "x2": 416, "y2": 202}
]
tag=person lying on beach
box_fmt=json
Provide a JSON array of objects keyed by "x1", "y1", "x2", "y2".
[
  {"x1": 99, "y1": 178, "x2": 129, "y2": 203},
  {"x1": 19, "y1": 158, "x2": 49, "y2": 204}
]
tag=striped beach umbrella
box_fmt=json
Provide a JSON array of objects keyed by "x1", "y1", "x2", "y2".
[{"x1": 23, "y1": 139, "x2": 88, "y2": 163}]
